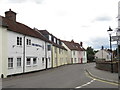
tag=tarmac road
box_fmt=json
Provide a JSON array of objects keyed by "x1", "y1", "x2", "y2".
[{"x1": 2, "y1": 63, "x2": 119, "y2": 88}]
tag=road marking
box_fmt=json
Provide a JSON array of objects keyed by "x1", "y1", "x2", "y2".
[
  {"x1": 75, "y1": 70, "x2": 119, "y2": 89},
  {"x1": 75, "y1": 79, "x2": 96, "y2": 89},
  {"x1": 85, "y1": 70, "x2": 119, "y2": 86}
]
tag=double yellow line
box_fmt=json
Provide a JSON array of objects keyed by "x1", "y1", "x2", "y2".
[{"x1": 85, "y1": 70, "x2": 119, "y2": 86}]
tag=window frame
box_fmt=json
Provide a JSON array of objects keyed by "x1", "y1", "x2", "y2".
[
  {"x1": 42, "y1": 57, "x2": 44, "y2": 66},
  {"x1": 8, "y1": 58, "x2": 13, "y2": 69},
  {"x1": 33, "y1": 58, "x2": 37, "y2": 65},
  {"x1": 17, "y1": 57, "x2": 22, "y2": 67},
  {"x1": 26, "y1": 39, "x2": 31, "y2": 46},
  {"x1": 26, "y1": 58, "x2": 31, "y2": 66},
  {"x1": 47, "y1": 45, "x2": 51, "y2": 51},
  {"x1": 17, "y1": 37, "x2": 22, "y2": 46}
]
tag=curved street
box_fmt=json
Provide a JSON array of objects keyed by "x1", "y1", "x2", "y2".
[{"x1": 2, "y1": 63, "x2": 118, "y2": 88}]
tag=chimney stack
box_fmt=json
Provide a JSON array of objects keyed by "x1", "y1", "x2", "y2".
[
  {"x1": 5, "y1": 9, "x2": 16, "y2": 21},
  {"x1": 71, "y1": 39, "x2": 74, "y2": 43},
  {"x1": 80, "y1": 42, "x2": 83, "y2": 47}
]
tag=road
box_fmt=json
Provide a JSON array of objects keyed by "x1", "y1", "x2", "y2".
[{"x1": 2, "y1": 63, "x2": 118, "y2": 88}]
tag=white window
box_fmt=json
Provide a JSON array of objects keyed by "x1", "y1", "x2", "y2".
[
  {"x1": 27, "y1": 39, "x2": 31, "y2": 45},
  {"x1": 49, "y1": 35, "x2": 52, "y2": 41},
  {"x1": 73, "y1": 51, "x2": 75, "y2": 55},
  {"x1": 17, "y1": 37, "x2": 22, "y2": 45},
  {"x1": 54, "y1": 38, "x2": 56, "y2": 43},
  {"x1": 57, "y1": 40, "x2": 59, "y2": 44},
  {"x1": 33, "y1": 58, "x2": 37, "y2": 65},
  {"x1": 17, "y1": 58, "x2": 21, "y2": 67},
  {"x1": 8, "y1": 58, "x2": 13, "y2": 69},
  {"x1": 47, "y1": 45, "x2": 51, "y2": 51},
  {"x1": 26, "y1": 58, "x2": 31, "y2": 66}
]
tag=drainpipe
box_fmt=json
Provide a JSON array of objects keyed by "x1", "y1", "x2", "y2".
[
  {"x1": 51, "y1": 45, "x2": 53, "y2": 68},
  {"x1": 23, "y1": 35, "x2": 26, "y2": 73},
  {"x1": 45, "y1": 42, "x2": 47, "y2": 69}
]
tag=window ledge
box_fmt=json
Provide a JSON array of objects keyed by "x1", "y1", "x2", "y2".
[
  {"x1": 17, "y1": 66, "x2": 22, "y2": 68},
  {"x1": 33, "y1": 65, "x2": 37, "y2": 67},
  {"x1": 26, "y1": 65, "x2": 31, "y2": 67},
  {"x1": 8, "y1": 68, "x2": 13, "y2": 69},
  {"x1": 26, "y1": 45, "x2": 31, "y2": 47}
]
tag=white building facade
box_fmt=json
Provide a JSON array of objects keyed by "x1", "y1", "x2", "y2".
[
  {"x1": 0, "y1": 17, "x2": 8, "y2": 78},
  {"x1": 0, "y1": 9, "x2": 52, "y2": 78},
  {"x1": 0, "y1": 9, "x2": 87, "y2": 78},
  {"x1": 95, "y1": 50, "x2": 111, "y2": 61},
  {"x1": 62, "y1": 40, "x2": 87, "y2": 64}
]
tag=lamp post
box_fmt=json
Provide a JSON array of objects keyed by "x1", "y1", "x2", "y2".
[
  {"x1": 107, "y1": 26, "x2": 113, "y2": 73},
  {"x1": 116, "y1": 29, "x2": 120, "y2": 84}
]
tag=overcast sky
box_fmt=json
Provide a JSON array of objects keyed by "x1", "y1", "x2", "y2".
[{"x1": 0, "y1": 0, "x2": 119, "y2": 50}]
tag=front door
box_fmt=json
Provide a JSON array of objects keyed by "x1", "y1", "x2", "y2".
[{"x1": 46, "y1": 58, "x2": 48, "y2": 69}]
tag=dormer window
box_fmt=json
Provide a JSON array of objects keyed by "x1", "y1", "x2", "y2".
[
  {"x1": 49, "y1": 35, "x2": 52, "y2": 41},
  {"x1": 57, "y1": 40, "x2": 59, "y2": 45},
  {"x1": 54, "y1": 38, "x2": 56, "y2": 43}
]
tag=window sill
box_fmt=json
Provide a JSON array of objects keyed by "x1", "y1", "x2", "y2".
[
  {"x1": 26, "y1": 65, "x2": 31, "y2": 67},
  {"x1": 33, "y1": 65, "x2": 37, "y2": 67},
  {"x1": 16, "y1": 45, "x2": 22, "y2": 48},
  {"x1": 26, "y1": 45, "x2": 31, "y2": 47},
  {"x1": 17, "y1": 66, "x2": 22, "y2": 68},
  {"x1": 8, "y1": 68, "x2": 13, "y2": 69}
]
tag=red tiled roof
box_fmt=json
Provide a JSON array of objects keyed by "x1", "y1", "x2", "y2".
[
  {"x1": 62, "y1": 40, "x2": 85, "y2": 51},
  {"x1": 1, "y1": 16, "x2": 52, "y2": 43}
]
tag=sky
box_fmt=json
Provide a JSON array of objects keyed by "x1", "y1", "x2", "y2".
[{"x1": 0, "y1": 0, "x2": 119, "y2": 50}]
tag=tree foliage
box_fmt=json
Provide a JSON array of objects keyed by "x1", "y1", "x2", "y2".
[{"x1": 86, "y1": 47, "x2": 95, "y2": 62}]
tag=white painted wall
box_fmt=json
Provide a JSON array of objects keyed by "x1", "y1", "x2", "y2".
[
  {"x1": 25, "y1": 36, "x2": 46, "y2": 72},
  {"x1": 82, "y1": 51, "x2": 87, "y2": 63},
  {"x1": 45, "y1": 42, "x2": 52, "y2": 69},
  {"x1": 7, "y1": 31, "x2": 52, "y2": 76},
  {"x1": 95, "y1": 50, "x2": 111, "y2": 61},
  {"x1": 0, "y1": 26, "x2": 8, "y2": 78},
  {"x1": 72, "y1": 50, "x2": 78, "y2": 64},
  {"x1": 7, "y1": 31, "x2": 24, "y2": 75},
  {"x1": 0, "y1": 27, "x2": 2, "y2": 77}
]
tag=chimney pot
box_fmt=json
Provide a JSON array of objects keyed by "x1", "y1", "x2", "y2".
[
  {"x1": 71, "y1": 39, "x2": 74, "y2": 43},
  {"x1": 5, "y1": 9, "x2": 17, "y2": 21},
  {"x1": 80, "y1": 42, "x2": 83, "y2": 47}
]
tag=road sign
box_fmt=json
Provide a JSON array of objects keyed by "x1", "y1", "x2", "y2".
[
  {"x1": 112, "y1": 36, "x2": 120, "y2": 41},
  {"x1": 118, "y1": 41, "x2": 120, "y2": 45}
]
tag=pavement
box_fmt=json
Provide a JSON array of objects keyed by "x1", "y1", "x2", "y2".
[{"x1": 85, "y1": 63, "x2": 119, "y2": 84}]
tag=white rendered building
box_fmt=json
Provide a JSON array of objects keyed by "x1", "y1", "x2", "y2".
[
  {"x1": 95, "y1": 49, "x2": 111, "y2": 61},
  {"x1": 62, "y1": 40, "x2": 87, "y2": 64},
  {"x1": 0, "y1": 9, "x2": 52, "y2": 78}
]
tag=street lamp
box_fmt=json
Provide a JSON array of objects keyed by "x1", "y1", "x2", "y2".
[
  {"x1": 116, "y1": 29, "x2": 120, "y2": 84},
  {"x1": 107, "y1": 26, "x2": 113, "y2": 73}
]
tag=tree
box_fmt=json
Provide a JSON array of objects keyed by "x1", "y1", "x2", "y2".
[{"x1": 86, "y1": 47, "x2": 95, "y2": 62}]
